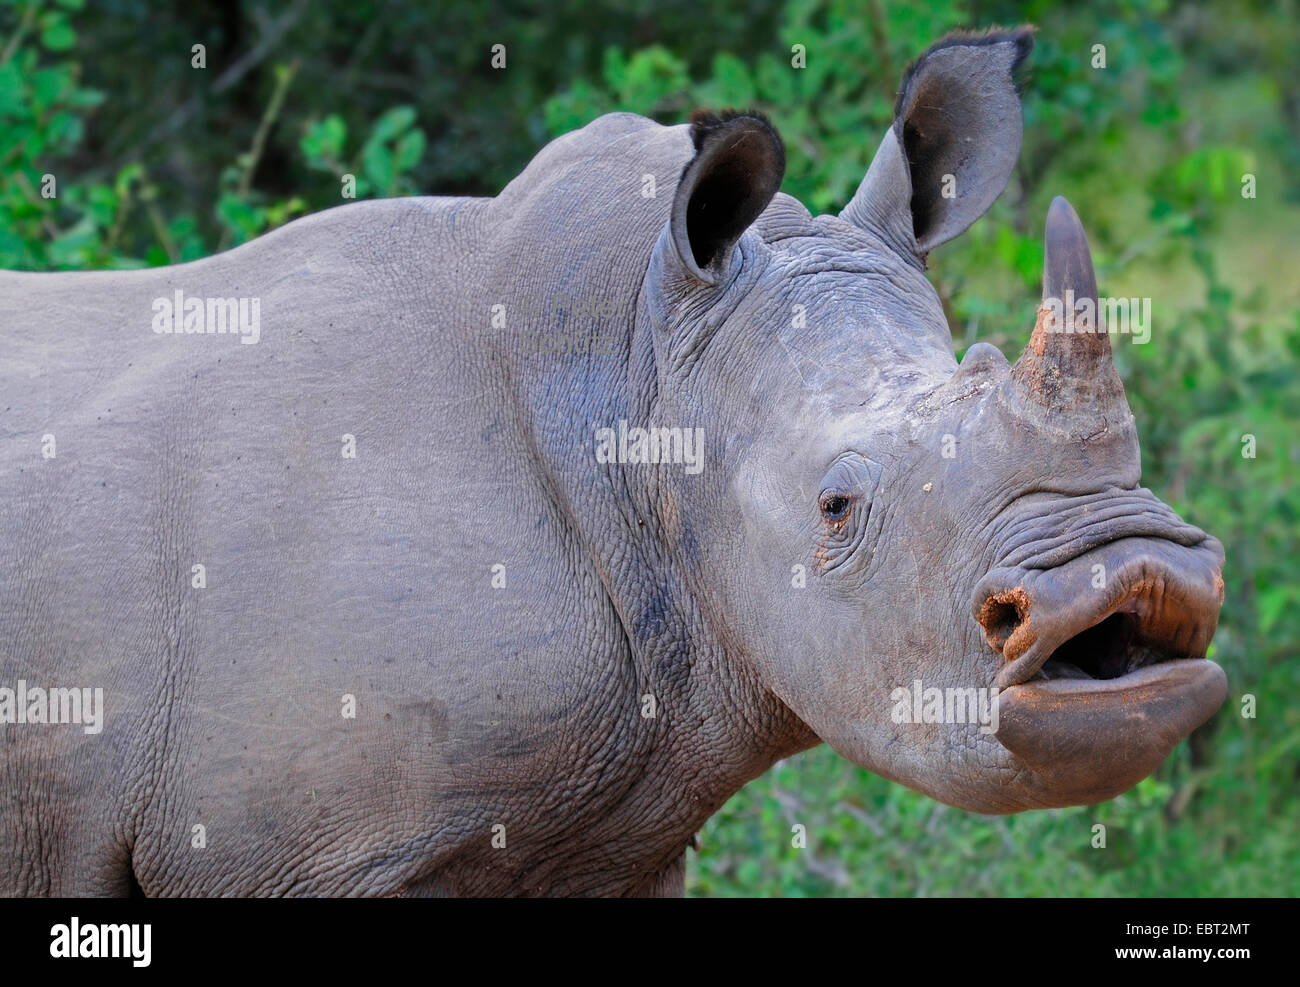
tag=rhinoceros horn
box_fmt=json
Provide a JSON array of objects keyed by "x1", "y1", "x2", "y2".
[{"x1": 1009, "y1": 196, "x2": 1128, "y2": 422}]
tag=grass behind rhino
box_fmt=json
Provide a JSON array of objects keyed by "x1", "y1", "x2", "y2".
[{"x1": 689, "y1": 729, "x2": 1297, "y2": 897}]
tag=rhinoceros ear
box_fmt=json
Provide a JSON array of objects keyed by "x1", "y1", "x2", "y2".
[
  {"x1": 840, "y1": 27, "x2": 1033, "y2": 259},
  {"x1": 668, "y1": 109, "x2": 785, "y2": 284}
]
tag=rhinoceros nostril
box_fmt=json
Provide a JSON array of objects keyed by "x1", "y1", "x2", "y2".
[{"x1": 977, "y1": 588, "x2": 1030, "y2": 655}]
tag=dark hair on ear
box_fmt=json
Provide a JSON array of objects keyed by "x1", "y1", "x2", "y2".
[
  {"x1": 686, "y1": 108, "x2": 783, "y2": 157},
  {"x1": 893, "y1": 26, "x2": 1034, "y2": 121}
]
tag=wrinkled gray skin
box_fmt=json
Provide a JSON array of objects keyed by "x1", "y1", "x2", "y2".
[{"x1": 1, "y1": 29, "x2": 1226, "y2": 897}]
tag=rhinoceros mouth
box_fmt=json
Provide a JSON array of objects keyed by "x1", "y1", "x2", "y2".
[
  {"x1": 1002, "y1": 595, "x2": 1224, "y2": 709},
  {"x1": 976, "y1": 536, "x2": 1224, "y2": 693},
  {"x1": 1029, "y1": 602, "x2": 1184, "y2": 683},
  {"x1": 995, "y1": 587, "x2": 1224, "y2": 716},
  {"x1": 983, "y1": 570, "x2": 1227, "y2": 803}
]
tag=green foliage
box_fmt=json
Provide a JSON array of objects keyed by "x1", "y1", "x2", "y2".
[
  {"x1": 294, "y1": 104, "x2": 427, "y2": 202},
  {"x1": 0, "y1": 2, "x2": 428, "y2": 266},
  {"x1": 1, "y1": 0, "x2": 1296, "y2": 897},
  {"x1": 0, "y1": 4, "x2": 113, "y2": 267}
]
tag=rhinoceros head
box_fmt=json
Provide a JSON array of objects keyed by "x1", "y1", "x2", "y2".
[{"x1": 640, "y1": 28, "x2": 1226, "y2": 812}]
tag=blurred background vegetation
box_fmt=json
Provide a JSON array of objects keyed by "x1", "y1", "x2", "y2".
[{"x1": 2, "y1": 0, "x2": 1296, "y2": 895}]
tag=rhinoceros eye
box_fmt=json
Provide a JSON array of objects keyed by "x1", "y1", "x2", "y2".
[
  {"x1": 819, "y1": 492, "x2": 852, "y2": 521},
  {"x1": 816, "y1": 453, "x2": 884, "y2": 571}
]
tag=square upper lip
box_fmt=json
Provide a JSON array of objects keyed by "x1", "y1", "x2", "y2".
[{"x1": 975, "y1": 550, "x2": 1221, "y2": 691}]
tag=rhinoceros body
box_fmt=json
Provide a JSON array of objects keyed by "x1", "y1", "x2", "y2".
[
  {"x1": 1, "y1": 117, "x2": 726, "y2": 896},
  {"x1": 0, "y1": 29, "x2": 1226, "y2": 897}
]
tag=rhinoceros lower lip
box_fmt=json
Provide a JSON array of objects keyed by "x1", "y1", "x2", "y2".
[{"x1": 993, "y1": 659, "x2": 1227, "y2": 797}]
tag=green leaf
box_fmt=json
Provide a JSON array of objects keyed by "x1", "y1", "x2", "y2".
[
  {"x1": 47, "y1": 214, "x2": 96, "y2": 267},
  {"x1": 30, "y1": 66, "x2": 72, "y2": 111},
  {"x1": 361, "y1": 142, "x2": 394, "y2": 196},
  {"x1": 0, "y1": 63, "x2": 25, "y2": 115},
  {"x1": 609, "y1": 45, "x2": 689, "y2": 114},
  {"x1": 369, "y1": 105, "x2": 417, "y2": 144},
  {"x1": 65, "y1": 85, "x2": 106, "y2": 109},
  {"x1": 300, "y1": 114, "x2": 347, "y2": 169},
  {"x1": 40, "y1": 16, "x2": 76, "y2": 52},
  {"x1": 391, "y1": 128, "x2": 425, "y2": 176},
  {"x1": 703, "y1": 52, "x2": 756, "y2": 107}
]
